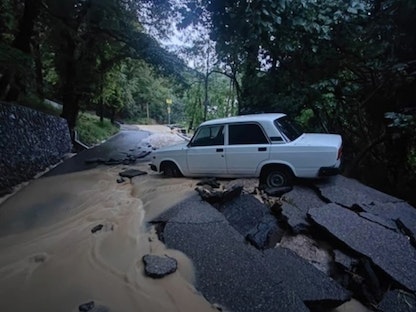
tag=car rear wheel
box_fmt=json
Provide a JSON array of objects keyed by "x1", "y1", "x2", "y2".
[
  {"x1": 161, "y1": 162, "x2": 182, "y2": 177},
  {"x1": 261, "y1": 167, "x2": 293, "y2": 188}
]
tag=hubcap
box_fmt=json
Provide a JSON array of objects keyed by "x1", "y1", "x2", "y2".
[{"x1": 267, "y1": 172, "x2": 285, "y2": 187}]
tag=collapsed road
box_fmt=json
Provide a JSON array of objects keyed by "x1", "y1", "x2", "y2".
[
  {"x1": 151, "y1": 175, "x2": 416, "y2": 312},
  {"x1": 9, "y1": 126, "x2": 414, "y2": 312}
]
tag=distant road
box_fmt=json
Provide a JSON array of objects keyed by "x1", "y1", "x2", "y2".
[{"x1": 44, "y1": 129, "x2": 150, "y2": 177}]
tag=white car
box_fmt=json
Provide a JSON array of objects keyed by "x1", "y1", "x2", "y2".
[{"x1": 149, "y1": 113, "x2": 342, "y2": 188}]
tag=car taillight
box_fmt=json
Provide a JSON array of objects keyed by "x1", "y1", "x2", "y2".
[{"x1": 337, "y1": 146, "x2": 343, "y2": 160}]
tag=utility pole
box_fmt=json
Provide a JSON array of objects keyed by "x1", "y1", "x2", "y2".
[
  {"x1": 166, "y1": 98, "x2": 172, "y2": 125},
  {"x1": 146, "y1": 102, "x2": 149, "y2": 124}
]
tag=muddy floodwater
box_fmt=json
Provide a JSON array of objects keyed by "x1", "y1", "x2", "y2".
[
  {"x1": 0, "y1": 164, "x2": 218, "y2": 312},
  {"x1": 0, "y1": 160, "x2": 372, "y2": 312}
]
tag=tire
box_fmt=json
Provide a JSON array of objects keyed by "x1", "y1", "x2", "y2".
[
  {"x1": 161, "y1": 162, "x2": 182, "y2": 177},
  {"x1": 261, "y1": 167, "x2": 293, "y2": 188}
]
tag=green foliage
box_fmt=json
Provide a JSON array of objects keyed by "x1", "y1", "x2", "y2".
[
  {"x1": 194, "y1": 0, "x2": 416, "y2": 203},
  {"x1": 76, "y1": 112, "x2": 119, "y2": 146}
]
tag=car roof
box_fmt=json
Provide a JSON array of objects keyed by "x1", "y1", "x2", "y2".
[{"x1": 199, "y1": 113, "x2": 287, "y2": 126}]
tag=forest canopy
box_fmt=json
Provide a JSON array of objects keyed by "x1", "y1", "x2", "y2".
[{"x1": 0, "y1": 0, "x2": 415, "y2": 204}]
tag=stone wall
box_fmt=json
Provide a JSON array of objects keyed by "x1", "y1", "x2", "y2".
[{"x1": 0, "y1": 102, "x2": 71, "y2": 195}]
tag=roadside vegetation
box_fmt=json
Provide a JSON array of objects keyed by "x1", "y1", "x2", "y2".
[
  {"x1": 76, "y1": 113, "x2": 119, "y2": 147},
  {"x1": 0, "y1": 0, "x2": 414, "y2": 204}
]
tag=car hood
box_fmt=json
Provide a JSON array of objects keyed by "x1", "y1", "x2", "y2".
[
  {"x1": 153, "y1": 142, "x2": 188, "y2": 153},
  {"x1": 293, "y1": 133, "x2": 342, "y2": 147}
]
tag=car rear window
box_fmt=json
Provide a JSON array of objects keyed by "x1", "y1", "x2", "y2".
[{"x1": 274, "y1": 116, "x2": 304, "y2": 141}]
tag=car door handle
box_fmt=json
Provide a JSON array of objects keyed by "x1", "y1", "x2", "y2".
[
  {"x1": 216, "y1": 148, "x2": 224, "y2": 152},
  {"x1": 258, "y1": 147, "x2": 267, "y2": 152}
]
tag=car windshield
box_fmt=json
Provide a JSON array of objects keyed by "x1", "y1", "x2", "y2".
[{"x1": 274, "y1": 116, "x2": 304, "y2": 141}]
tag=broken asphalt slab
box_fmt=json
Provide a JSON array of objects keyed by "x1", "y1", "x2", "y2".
[
  {"x1": 308, "y1": 203, "x2": 416, "y2": 293},
  {"x1": 156, "y1": 196, "x2": 350, "y2": 312},
  {"x1": 377, "y1": 290, "x2": 416, "y2": 312},
  {"x1": 280, "y1": 185, "x2": 327, "y2": 233},
  {"x1": 314, "y1": 175, "x2": 401, "y2": 207},
  {"x1": 219, "y1": 193, "x2": 282, "y2": 249},
  {"x1": 263, "y1": 247, "x2": 350, "y2": 308},
  {"x1": 358, "y1": 201, "x2": 416, "y2": 245}
]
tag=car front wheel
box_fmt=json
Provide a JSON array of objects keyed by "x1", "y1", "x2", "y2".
[
  {"x1": 261, "y1": 167, "x2": 293, "y2": 188},
  {"x1": 161, "y1": 162, "x2": 182, "y2": 177}
]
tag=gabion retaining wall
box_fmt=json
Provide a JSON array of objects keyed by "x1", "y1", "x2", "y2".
[{"x1": 0, "y1": 102, "x2": 71, "y2": 195}]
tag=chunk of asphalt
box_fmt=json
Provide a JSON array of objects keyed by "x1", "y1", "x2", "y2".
[
  {"x1": 358, "y1": 212, "x2": 398, "y2": 231},
  {"x1": 263, "y1": 247, "x2": 351, "y2": 309},
  {"x1": 308, "y1": 203, "x2": 416, "y2": 292},
  {"x1": 142, "y1": 254, "x2": 177, "y2": 278},
  {"x1": 149, "y1": 193, "x2": 221, "y2": 224},
  {"x1": 91, "y1": 224, "x2": 103, "y2": 234},
  {"x1": 164, "y1": 221, "x2": 308, "y2": 312},
  {"x1": 315, "y1": 175, "x2": 401, "y2": 207},
  {"x1": 160, "y1": 198, "x2": 308, "y2": 312},
  {"x1": 280, "y1": 186, "x2": 327, "y2": 233},
  {"x1": 118, "y1": 169, "x2": 147, "y2": 178},
  {"x1": 377, "y1": 290, "x2": 416, "y2": 312},
  {"x1": 218, "y1": 194, "x2": 282, "y2": 249},
  {"x1": 358, "y1": 201, "x2": 416, "y2": 244},
  {"x1": 246, "y1": 213, "x2": 282, "y2": 249},
  {"x1": 333, "y1": 249, "x2": 356, "y2": 271},
  {"x1": 220, "y1": 194, "x2": 269, "y2": 237},
  {"x1": 79, "y1": 301, "x2": 95, "y2": 312}
]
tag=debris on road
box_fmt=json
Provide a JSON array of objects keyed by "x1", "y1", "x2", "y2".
[
  {"x1": 142, "y1": 254, "x2": 178, "y2": 278},
  {"x1": 152, "y1": 175, "x2": 416, "y2": 311}
]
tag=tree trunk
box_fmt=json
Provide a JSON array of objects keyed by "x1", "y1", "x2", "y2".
[
  {"x1": 1, "y1": 0, "x2": 42, "y2": 100},
  {"x1": 59, "y1": 31, "x2": 79, "y2": 140},
  {"x1": 33, "y1": 40, "x2": 44, "y2": 98}
]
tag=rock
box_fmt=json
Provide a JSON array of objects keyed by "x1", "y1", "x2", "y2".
[
  {"x1": 0, "y1": 187, "x2": 13, "y2": 197},
  {"x1": 136, "y1": 150, "x2": 151, "y2": 159},
  {"x1": 222, "y1": 184, "x2": 243, "y2": 203},
  {"x1": 143, "y1": 255, "x2": 177, "y2": 278},
  {"x1": 279, "y1": 186, "x2": 327, "y2": 233},
  {"x1": 333, "y1": 249, "x2": 356, "y2": 270},
  {"x1": 263, "y1": 247, "x2": 351, "y2": 309},
  {"x1": 246, "y1": 214, "x2": 282, "y2": 249},
  {"x1": 227, "y1": 178, "x2": 258, "y2": 194},
  {"x1": 91, "y1": 224, "x2": 103, "y2": 233},
  {"x1": 79, "y1": 301, "x2": 95, "y2": 312},
  {"x1": 195, "y1": 185, "x2": 223, "y2": 204},
  {"x1": 195, "y1": 184, "x2": 243, "y2": 205},
  {"x1": 116, "y1": 177, "x2": 125, "y2": 183},
  {"x1": 308, "y1": 203, "x2": 416, "y2": 292},
  {"x1": 264, "y1": 186, "x2": 293, "y2": 197},
  {"x1": 377, "y1": 290, "x2": 416, "y2": 312},
  {"x1": 197, "y1": 178, "x2": 221, "y2": 188},
  {"x1": 118, "y1": 169, "x2": 147, "y2": 178}
]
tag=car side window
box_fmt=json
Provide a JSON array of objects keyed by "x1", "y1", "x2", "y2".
[
  {"x1": 229, "y1": 123, "x2": 269, "y2": 145},
  {"x1": 190, "y1": 125, "x2": 224, "y2": 146}
]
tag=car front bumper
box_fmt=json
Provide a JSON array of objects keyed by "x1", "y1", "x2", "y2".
[{"x1": 149, "y1": 164, "x2": 157, "y2": 172}]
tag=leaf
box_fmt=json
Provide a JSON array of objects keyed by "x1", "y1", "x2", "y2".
[{"x1": 347, "y1": 7, "x2": 358, "y2": 14}]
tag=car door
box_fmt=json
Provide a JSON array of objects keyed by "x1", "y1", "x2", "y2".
[
  {"x1": 186, "y1": 124, "x2": 227, "y2": 174},
  {"x1": 225, "y1": 123, "x2": 270, "y2": 175}
]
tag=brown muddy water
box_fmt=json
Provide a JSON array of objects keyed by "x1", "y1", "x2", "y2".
[{"x1": 0, "y1": 164, "x2": 371, "y2": 312}]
